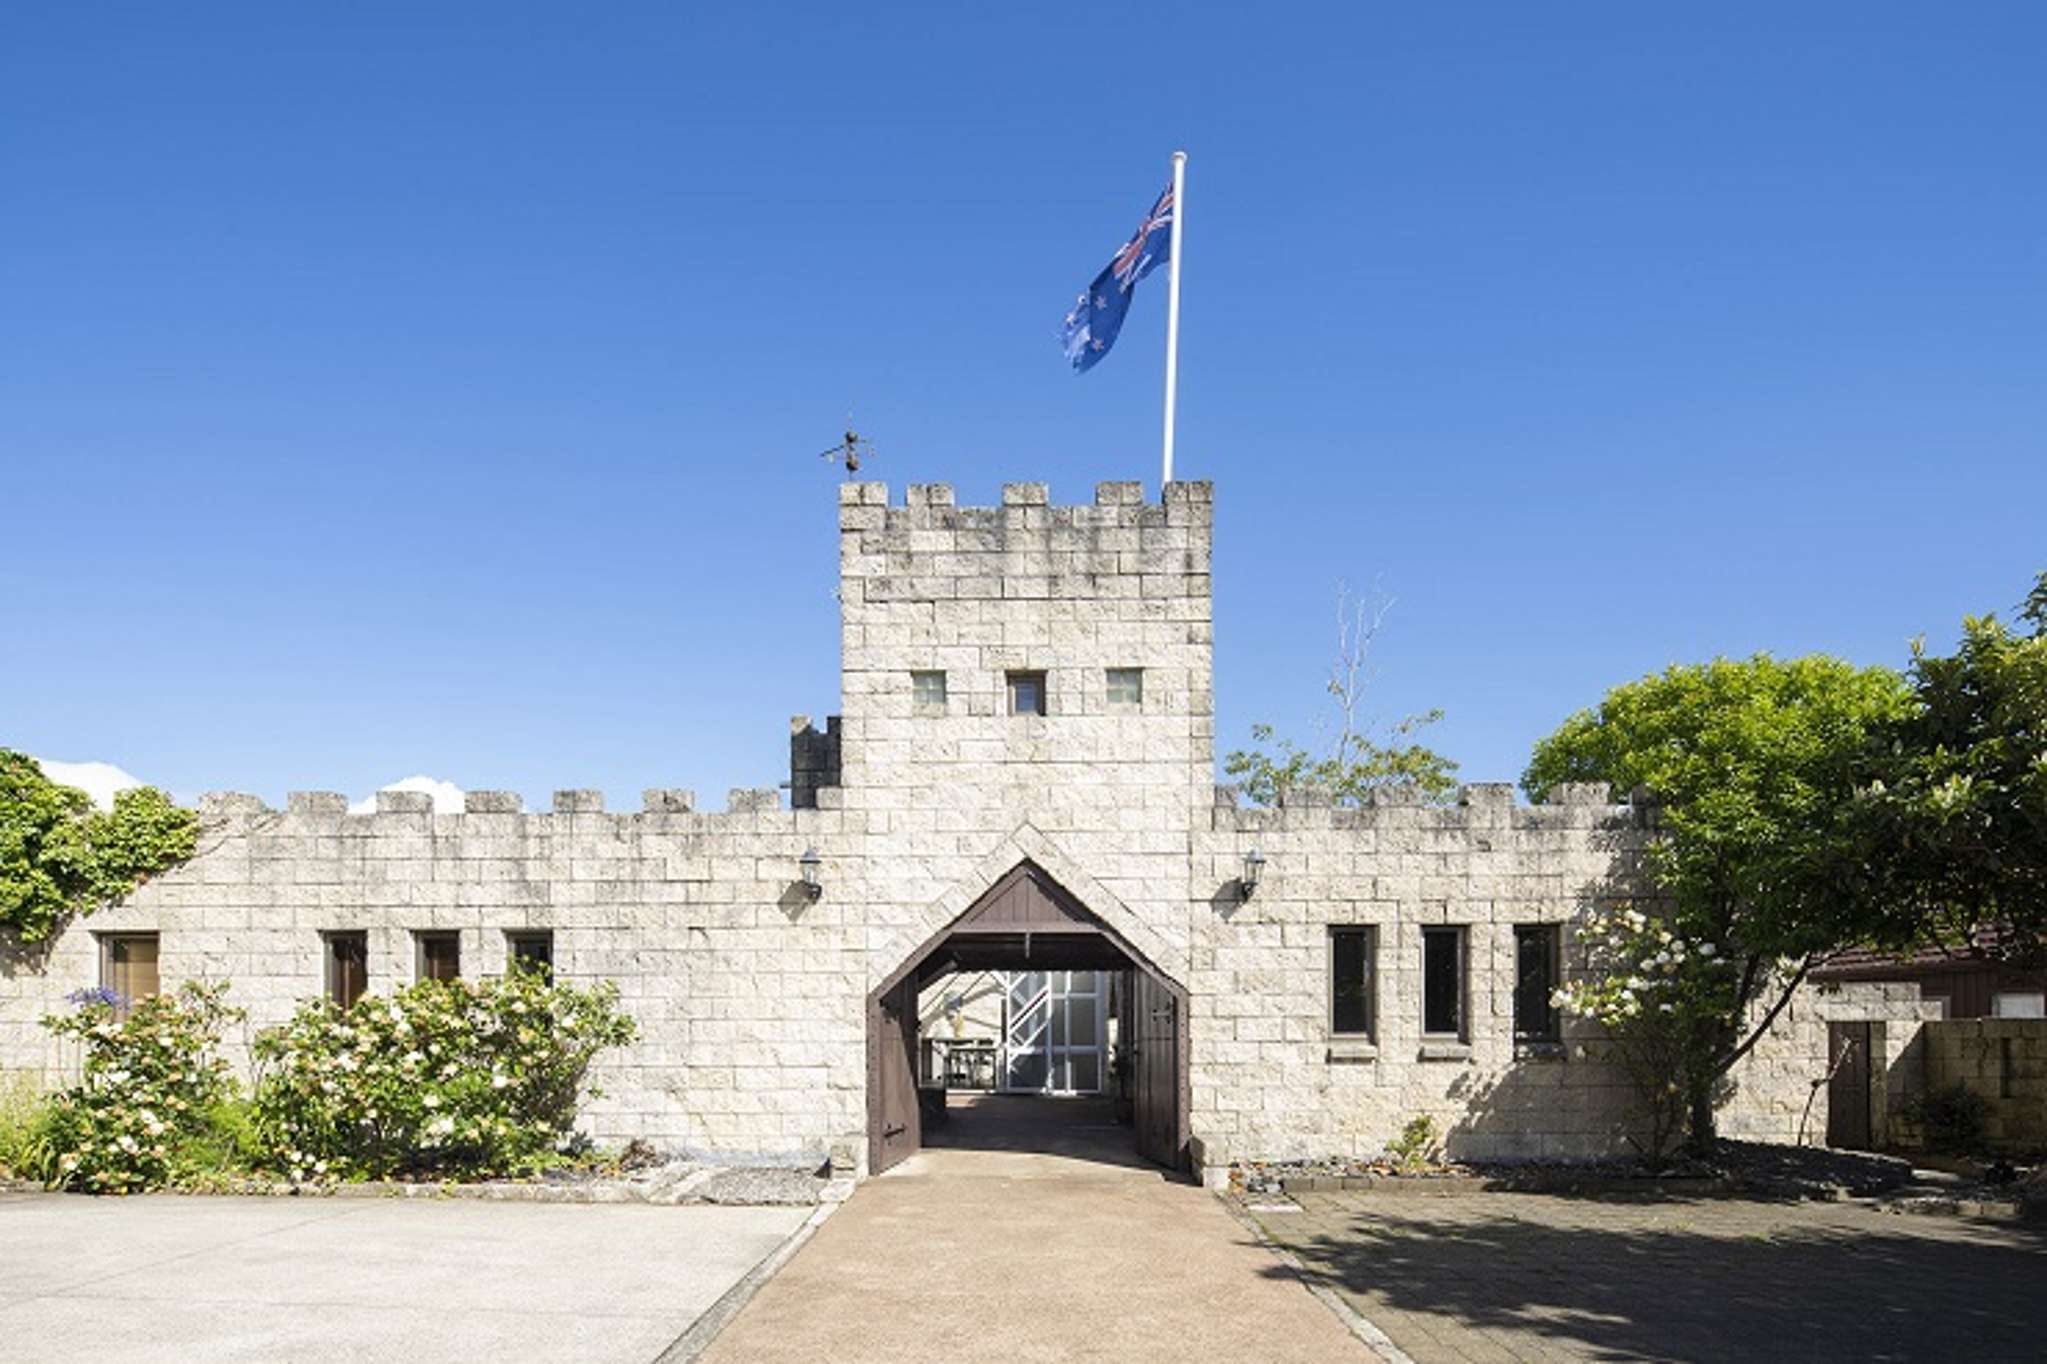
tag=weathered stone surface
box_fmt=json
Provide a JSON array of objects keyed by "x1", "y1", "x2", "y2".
[{"x1": 0, "y1": 483, "x2": 1915, "y2": 1183}]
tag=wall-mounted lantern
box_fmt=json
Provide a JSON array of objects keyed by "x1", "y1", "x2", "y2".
[
  {"x1": 1240, "y1": 848, "x2": 1267, "y2": 900},
  {"x1": 798, "y1": 847, "x2": 824, "y2": 901}
]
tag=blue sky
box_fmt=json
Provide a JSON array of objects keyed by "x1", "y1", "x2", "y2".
[{"x1": 4, "y1": 3, "x2": 2042, "y2": 809}]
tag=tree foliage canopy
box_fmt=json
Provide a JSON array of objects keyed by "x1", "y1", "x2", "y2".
[
  {"x1": 1859, "y1": 573, "x2": 2047, "y2": 961},
  {"x1": 1226, "y1": 585, "x2": 1459, "y2": 806},
  {"x1": 1523, "y1": 654, "x2": 1911, "y2": 1152},
  {"x1": 0, "y1": 750, "x2": 198, "y2": 943},
  {"x1": 1525, "y1": 655, "x2": 1913, "y2": 959},
  {"x1": 1226, "y1": 715, "x2": 1460, "y2": 807}
]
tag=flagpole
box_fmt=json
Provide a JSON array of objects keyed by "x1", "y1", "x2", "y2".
[{"x1": 1160, "y1": 149, "x2": 1187, "y2": 489}]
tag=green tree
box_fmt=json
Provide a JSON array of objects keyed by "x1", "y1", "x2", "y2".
[
  {"x1": 0, "y1": 750, "x2": 199, "y2": 943},
  {"x1": 1860, "y1": 572, "x2": 2047, "y2": 962},
  {"x1": 1523, "y1": 655, "x2": 1911, "y2": 1155},
  {"x1": 1226, "y1": 586, "x2": 1459, "y2": 806}
]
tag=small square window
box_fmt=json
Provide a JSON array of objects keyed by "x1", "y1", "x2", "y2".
[
  {"x1": 1330, "y1": 927, "x2": 1374, "y2": 1038},
  {"x1": 1106, "y1": 668, "x2": 1144, "y2": 708},
  {"x1": 1513, "y1": 925, "x2": 1561, "y2": 1043},
  {"x1": 507, "y1": 930, "x2": 554, "y2": 980},
  {"x1": 1007, "y1": 671, "x2": 1047, "y2": 717},
  {"x1": 416, "y1": 931, "x2": 461, "y2": 983},
  {"x1": 911, "y1": 670, "x2": 948, "y2": 710},
  {"x1": 325, "y1": 931, "x2": 368, "y2": 1010},
  {"x1": 1422, "y1": 927, "x2": 1465, "y2": 1039},
  {"x1": 100, "y1": 933, "x2": 160, "y2": 1018}
]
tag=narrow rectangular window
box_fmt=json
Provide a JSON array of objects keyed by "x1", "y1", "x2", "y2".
[
  {"x1": 1007, "y1": 671, "x2": 1047, "y2": 717},
  {"x1": 1330, "y1": 927, "x2": 1374, "y2": 1037},
  {"x1": 1421, "y1": 927, "x2": 1464, "y2": 1038},
  {"x1": 1513, "y1": 925, "x2": 1561, "y2": 1043},
  {"x1": 416, "y1": 931, "x2": 461, "y2": 983},
  {"x1": 1106, "y1": 668, "x2": 1144, "y2": 708},
  {"x1": 325, "y1": 930, "x2": 368, "y2": 1010},
  {"x1": 100, "y1": 933, "x2": 160, "y2": 1016},
  {"x1": 507, "y1": 930, "x2": 554, "y2": 980},
  {"x1": 911, "y1": 670, "x2": 948, "y2": 710}
]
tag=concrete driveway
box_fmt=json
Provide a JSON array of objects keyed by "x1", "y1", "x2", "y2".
[
  {"x1": 702, "y1": 1096, "x2": 1363, "y2": 1363},
  {"x1": 0, "y1": 1189, "x2": 809, "y2": 1364}
]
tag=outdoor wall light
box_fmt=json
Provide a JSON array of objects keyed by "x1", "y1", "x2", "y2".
[
  {"x1": 798, "y1": 847, "x2": 824, "y2": 901},
  {"x1": 1240, "y1": 848, "x2": 1267, "y2": 899}
]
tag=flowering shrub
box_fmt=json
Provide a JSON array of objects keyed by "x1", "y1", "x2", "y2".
[
  {"x1": 251, "y1": 970, "x2": 637, "y2": 1180},
  {"x1": 37, "y1": 982, "x2": 243, "y2": 1193},
  {"x1": 1554, "y1": 906, "x2": 1749, "y2": 1160}
]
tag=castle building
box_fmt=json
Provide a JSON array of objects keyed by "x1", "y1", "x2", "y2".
[{"x1": 0, "y1": 482, "x2": 1927, "y2": 1181}]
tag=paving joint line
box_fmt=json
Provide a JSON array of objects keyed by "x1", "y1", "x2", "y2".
[
  {"x1": 1219, "y1": 1193, "x2": 1416, "y2": 1364},
  {"x1": 653, "y1": 1200, "x2": 840, "y2": 1363}
]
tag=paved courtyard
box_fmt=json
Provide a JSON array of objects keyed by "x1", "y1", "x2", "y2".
[
  {"x1": 703, "y1": 1095, "x2": 1363, "y2": 1362},
  {"x1": 0, "y1": 1190, "x2": 809, "y2": 1364},
  {"x1": 1249, "y1": 1187, "x2": 2047, "y2": 1363}
]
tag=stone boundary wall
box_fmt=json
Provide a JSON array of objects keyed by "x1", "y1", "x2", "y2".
[
  {"x1": 1919, "y1": 1018, "x2": 2047, "y2": 1149},
  {"x1": 0, "y1": 784, "x2": 866, "y2": 1166},
  {"x1": 1186, "y1": 782, "x2": 1932, "y2": 1172}
]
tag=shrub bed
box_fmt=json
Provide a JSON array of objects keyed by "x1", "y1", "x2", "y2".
[
  {"x1": 37, "y1": 982, "x2": 243, "y2": 1193},
  {"x1": 251, "y1": 970, "x2": 637, "y2": 1181}
]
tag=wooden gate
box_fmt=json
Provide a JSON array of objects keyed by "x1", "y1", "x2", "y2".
[
  {"x1": 866, "y1": 859, "x2": 1189, "y2": 1176},
  {"x1": 869, "y1": 977, "x2": 921, "y2": 1173},
  {"x1": 1131, "y1": 969, "x2": 1185, "y2": 1170},
  {"x1": 1826, "y1": 1021, "x2": 1873, "y2": 1149}
]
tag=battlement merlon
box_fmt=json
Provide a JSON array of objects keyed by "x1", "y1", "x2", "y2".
[
  {"x1": 192, "y1": 786, "x2": 822, "y2": 831},
  {"x1": 836, "y1": 481, "x2": 1214, "y2": 610},
  {"x1": 837, "y1": 480, "x2": 1214, "y2": 532},
  {"x1": 1207, "y1": 781, "x2": 1638, "y2": 833}
]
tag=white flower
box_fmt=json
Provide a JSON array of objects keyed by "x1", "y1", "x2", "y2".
[
  {"x1": 423, "y1": 1093, "x2": 440, "y2": 1108},
  {"x1": 491, "y1": 1072, "x2": 510, "y2": 1089},
  {"x1": 1699, "y1": 943, "x2": 1718, "y2": 957}
]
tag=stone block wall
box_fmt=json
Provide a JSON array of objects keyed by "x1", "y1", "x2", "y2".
[
  {"x1": 831, "y1": 479, "x2": 1212, "y2": 998},
  {"x1": 1920, "y1": 1018, "x2": 2047, "y2": 1149},
  {"x1": 0, "y1": 785, "x2": 868, "y2": 1166},
  {"x1": 0, "y1": 480, "x2": 1926, "y2": 1179},
  {"x1": 1186, "y1": 781, "x2": 1935, "y2": 1173}
]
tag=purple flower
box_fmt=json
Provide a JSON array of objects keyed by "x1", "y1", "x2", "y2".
[{"x1": 66, "y1": 986, "x2": 126, "y2": 1009}]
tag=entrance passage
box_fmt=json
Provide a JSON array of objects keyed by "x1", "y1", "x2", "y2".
[
  {"x1": 700, "y1": 1098, "x2": 1358, "y2": 1364},
  {"x1": 867, "y1": 860, "x2": 1188, "y2": 1176}
]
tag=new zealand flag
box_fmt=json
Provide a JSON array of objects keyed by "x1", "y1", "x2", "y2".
[{"x1": 1060, "y1": 183, "x2": 1174, "y2": 372}]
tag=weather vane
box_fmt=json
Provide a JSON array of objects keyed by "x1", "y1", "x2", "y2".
[{"x1": 817, "y1": 426, "x2": 874, "y2": 479}]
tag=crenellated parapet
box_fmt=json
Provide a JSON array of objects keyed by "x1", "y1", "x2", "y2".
[
  {"x1": 193, "y1": 784, "x2": 831, "y2": 831},
  {"x1": 836, "y1": 480, "x2": 1212, "y2": 608},
  {"x1": 1208, "y1": 781, "x2": 1635, "y2": 832}
]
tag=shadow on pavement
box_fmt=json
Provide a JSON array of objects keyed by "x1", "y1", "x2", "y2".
[
  {"x1": 1260, "y1": 1196, "x2": 2047, "y2": 1362},
  {"x1": 923, "y1": 1093, "x2": 1172, "y2": 1174}
]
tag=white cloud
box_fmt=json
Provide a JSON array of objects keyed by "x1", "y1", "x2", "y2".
[
  {"x1": 33, "y1": 758, "x2": 147, "y2": 812},
  {"x1": 350, "y1": 775, "x2": 466, "y2": 815}
]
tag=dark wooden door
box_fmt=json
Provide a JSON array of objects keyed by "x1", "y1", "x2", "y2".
[
  {"x1": 1827, "y1": 1021, "x2": 1873, "y2": 1149},
  {"x1": 1131, "y1": 970, "x2": 1182, "y2": 1170},
  {"x1": 870, "y1": 977, "x2": 922, "y2": 1174}
]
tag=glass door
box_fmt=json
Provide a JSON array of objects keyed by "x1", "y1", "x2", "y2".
[
  {"x1": 1002, "y1": 971, "x2": 1104, "y2": 1094},
  {"x1": 1003, "y1": 971, "x2": 1050, "y2": 1090}
]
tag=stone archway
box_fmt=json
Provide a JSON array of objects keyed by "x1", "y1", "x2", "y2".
[{"x1": 866, "y1": 859, "x2": 1189, "y2": 1176}]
